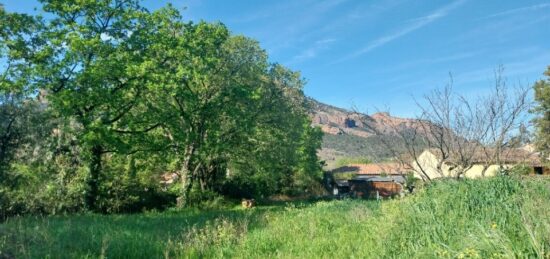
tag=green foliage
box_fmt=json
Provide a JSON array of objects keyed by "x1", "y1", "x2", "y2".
[
  {"x1": 95, "y1": 155, "x2": 177, "y2": 213},
  {"x1": 184, "y1": 189, "x2": 234, "y2": 210},
  {"x1": 532, "y1": 66, "x2": 550, "y2": 160},
  {"x1": 0, "y1": 108, "x2": 177, "y2": 218},
  {"x1": 1, "y1": 4, "x2": 48, "y2": 178},
  {"x1": 141, "y1": 17, "x2": 323, "y2": 202},
  {"x1": 0, "y1": 99, "x2": 64, "y2": 219},
  {"x1": 2, "y1": 176, "x2": 549, "y2": 258},
  {"x1": 0, "y1": 0, "x2": 324, "y2": 215},
  {"x1": 508, "y1": 164, "x2": 533, "y2": 176},
  {"x1": 0, "y1": 7, "x2": 46, "y2": 94},
  {"x1": 404, "y1": 171, "x2": 419, "y2": 192},
  {"x1": 32, "y1": 0, "x2": 162, "y2": 210}
]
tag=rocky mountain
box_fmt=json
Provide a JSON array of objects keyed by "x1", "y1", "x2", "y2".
[
  {"x1": 309, "y1": 100, "x2": 373, "y2": 137},
  {"x1": 309, "y1": 99, "x2": 424, "y2": 138},
  {"x1": 308, "y1": 99, "x2": 428, "y2": 168}
]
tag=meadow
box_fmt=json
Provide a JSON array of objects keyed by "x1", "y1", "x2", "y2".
[{"x1": 1, "y1": 175, "x2": 549, "y2": 258}]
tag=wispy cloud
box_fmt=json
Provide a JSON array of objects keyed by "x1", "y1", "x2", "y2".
[
  {"x1": 387, "y1": 50, "x2": 550, "y2": 93},
  {"x1": 372, "y1": 50, "x2": 480, "y2": 75},
  {"x1": 275, "y1": 0, "x2": 402, "y2": 56},
  {"x1": 336, "y1": 0, "x2": 466, "y2": 63},
  {"x1": 483, "y1": 3, "x2": 550, "y2": 19},
  {"x1": 288, "y1": 38, "x2": 337, "y2": 64},
  {"x1": 239, "y1": 0, "x2": 348, "y2": 54}
]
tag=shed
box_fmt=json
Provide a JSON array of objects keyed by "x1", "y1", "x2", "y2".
[
  {"x1": 332, "y1": 180, "x2": 350, "y2": 195},
  {"x1": 349, "y1": 175, "x2": 405, "y2": 198}
]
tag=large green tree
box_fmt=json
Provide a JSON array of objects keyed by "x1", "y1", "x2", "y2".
[
  {"x1": 142, "y1": 17, "x2": 277, "y2": 204},
  {"x1": 140, "y1": 9, "x2": 323, "y2": 204},
  {"x1": 2, "y1": 0, "x2": 324, "y2": 212},
  {"x1": 533, "y1": 66, "x2": 550, "y2": 161},
  {"x1": 34, "y1": 0, "x2": 163, "y2": 210}
]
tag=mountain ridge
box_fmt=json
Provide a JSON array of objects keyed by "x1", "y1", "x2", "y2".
[
  {"x1": 307, "y1": 98, "x2": 429, "y2": 168},
  {"x1": 308, "y1": 98, "x2": 421, "y2": 138}
]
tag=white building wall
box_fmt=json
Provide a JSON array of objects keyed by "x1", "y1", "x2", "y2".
[{"x1": 412, "y1": 150, "x2": 512, "y2": 180}]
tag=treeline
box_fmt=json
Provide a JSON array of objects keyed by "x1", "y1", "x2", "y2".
[{"x1": 0, "y1": 0, "x2": 323, "y2": 217}]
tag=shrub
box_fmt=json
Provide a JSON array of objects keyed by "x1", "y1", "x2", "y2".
[
  {"x1": 184, "y1": 189, "x2": 235, "y2": 210},
  {"x1": 508, "y1": 163, "x2": 533, "y2": 176},
  {"x1": 404, "y1": 171, "x2": 419, "y2": 193}
]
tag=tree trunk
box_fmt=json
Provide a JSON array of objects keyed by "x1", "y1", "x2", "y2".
[
  {"x1": 179, "y1": 167, "x2": 194, "y2": 207},
  {"x1": 178, "y1": 145, "x2": 196, "y2": 207},
  {"x1": 86, "y1": 145, "x2": 102, "y2": 211},
  {"x1": 199, "y1": 171, "x2": 207, "y2": 191},
  {"x1": 198, "y1": 163, "x2": 216, "y2": 191}
]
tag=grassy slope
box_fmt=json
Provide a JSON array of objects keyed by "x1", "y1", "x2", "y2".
[
  {"x1": 2, "y1": 176, "x2": 549, "y2": 258},
  {"x1": 320, "y1": 133, "x2": 429, "y2": 169},
  {"x1": 321, "y1": 134, "x2": 391, "y2": 158},
  {"x1": 320, "y1": 134, "x2": 422, "y2": 169},
  {"x1": 320, "y1": 134, "x2": 393, "y2": 169}
]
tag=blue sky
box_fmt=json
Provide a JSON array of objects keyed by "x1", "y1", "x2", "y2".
[{"x1": 3, "y1": 0, "x2": 550, "y2": 117}]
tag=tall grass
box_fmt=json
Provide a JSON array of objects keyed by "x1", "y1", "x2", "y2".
[
  {"x1": 0, "y1": 208, "x2": 265, "y2": 258},
  {"x1": 383, "y1": 176, "x2": 550, "y2": 258},
  {"x1": 1, "y1": 176, "x2": 549, "y2": 258}
]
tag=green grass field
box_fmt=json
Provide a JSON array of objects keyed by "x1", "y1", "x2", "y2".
[{"x1": 2, "y1": 176, "x2": 549, "y2": 258}]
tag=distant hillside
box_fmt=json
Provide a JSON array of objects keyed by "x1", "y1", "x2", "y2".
[
  {"x1": 308, "y1": 99, "x2": 427, "y2": 168},
  {"x1": 309, "y1": 99, "x2": 426, "y2": 137}
]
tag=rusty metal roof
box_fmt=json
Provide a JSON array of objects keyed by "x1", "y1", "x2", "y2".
[
  {"x1": 350, "y1": 175, "x2": 406, "y2": 183},
  {"x1": 332, "y1": 163, "x2": 412, "y2": 175}
]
